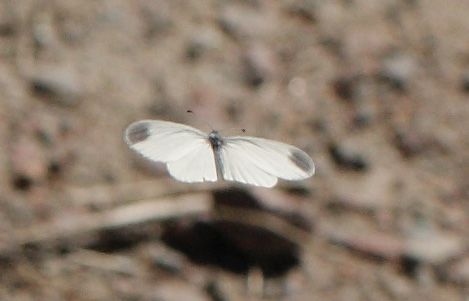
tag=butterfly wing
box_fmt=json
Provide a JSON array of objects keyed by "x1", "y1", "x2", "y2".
[
  {"x1": 124, "y1": 120, "x2": 217, "y2": 183},
  {"x1": 217, "y1": 136, "x2": 314, "y2": 187}
]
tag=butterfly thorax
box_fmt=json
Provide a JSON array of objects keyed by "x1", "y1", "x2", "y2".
[{"x1": 208, "y1": 131, "x2": 224, "y2": 151}]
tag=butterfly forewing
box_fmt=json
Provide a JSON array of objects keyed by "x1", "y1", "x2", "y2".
[
  {"x1": 124, "y1": 120, "x2": 217, "y2": 182},
  {"x1": 220, "y1": 137, "x2": 314, "y2": 184}
]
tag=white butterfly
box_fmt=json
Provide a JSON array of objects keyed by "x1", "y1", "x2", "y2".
[{"x1": 124, "y1": 120, "x2": 314, "y2": 188}]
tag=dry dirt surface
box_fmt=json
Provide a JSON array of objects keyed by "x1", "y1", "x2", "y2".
[{"x1": 1, "y1": 0, "x2": 469, "y2": 300}]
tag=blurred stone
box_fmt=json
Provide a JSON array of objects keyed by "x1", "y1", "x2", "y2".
[
  {"x1": 185, "y1": 29, "x2": 221, "y2": 61},
  {"x1": 391, "y1": 125, "x2": 449, "y2": 158},
  {"x1": 319, "y1": 35, "x2": 345, "y2": 58},
  {"x1": 392, "y1": 126, "x2": 426, "y2": 157},
  {"x1": 328, "y1": 141, "x2": 369, "y2": 171},
  {"x1": 219, "y1": 5, "x2": 269, "y2": 39},
  {"x1": 149, "y1": 246, "x2": 186, "y2": 274},
  {"x1": 332, "y1": 75, "x2": 357, "y2": 101},
  {"x1": 352, "y1": 109, "x2": 374, "y2": 127},
  {"x1": 205, "y1": 281, "x2": 225, "y2": 301},
  {"x1": 448, "y1": 257, "x2": 469, "y2": 284},
  {"x1": 32, "y1": 11, "x2": 59, "y2": 51},
  {"x1": 288, "y1": 77, "x2": 307, "y2": 97},
  {"x1": 186, "y1": 40, "x2": 206, "y2": 61},
  {"x1": 31, "y1": 66, "x2": 83, "y2": 105},
  {"x1": 0, "y1": 3, "x2": 15, "y2": 37},
  {"x1": 379, "y1": 52, "x2": 416, "y2": 92},
  {"x1": 10, "y1": 139, "x2": 47, "y2": 191},
  {"x1": 461, "y1": 72, "x2": 469, "y2": 93},
  {"x1": 405, "y1": 232, "x2": 464, "y2": 265},
  {"x1": 152, "y1": 281, "x2": 209, "y2": 301},
  {"x1": 377, "y1": 268, "x2": 413, "y2": 299},
  {"x1": 139, "y1": 0, "x2": 173, "y2": 39},
  {"x1": 287, "y1": 0, "x2": 318, "y2": 23},
  {"x1": 329, "y1": 168, "x2": 394, "y2": 213},
  {"x1": 324, "y1": 226, "x2": 406, "y2": 261},
  {"x1": 242, "y1": 44, "x2": 278, "y2": 88}
]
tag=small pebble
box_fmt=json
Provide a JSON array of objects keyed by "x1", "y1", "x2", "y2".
[
  {"x1": 139, "y1": 1, "x2": 173, "y2": 39},
  {"x1": 328, "y1": 141, "x2": 369, "y2": 171},
  {"x1": 377, "y1": 268, "x2": 412, "y2": 299},
  {"x1": 219, "y1": 5, "x2": 269, "y2": 39},
  {"x1": 242, "y1": 44, "x2": 277, "y2": 88},
  {"x1": 10, "y1": 139, "x2": 47, "y2": 191},
  {"x1": 185, "y1": 40, "x2": 205, "y2": 61},
  {"x1": 379, "y1": 52, "x2": 416, "y2": 92},
  {"x1": 184, "y1": 29, "x2": 221, "y2": 61},
  {"x1": 332, "y1": 75, "x2": 357, "y2": 101},
  {"x1": 287, "y1": 0, "x2": 318, "y2": 23},
  {"x1": 461, "y1": 72, "x2": 469, "y2": 93},
  {"x1": 152, "y1": 281, "x2": 209, "y2": 301},
  {"x1": 329, "y1": 168, "x2": 394, "y2": 213},
  {"x1": 0, "y1": 7, "x2": 15, "y2": 37},
  {"x1": 31, "y1": 66, "x2": 83, "y2": 105},
  {"x1": 393, "y1": 127, "x2": 427, "y2": 157},
  {"x1": 288, "y1": 77, "x2": 307, "y2": 97},
  {"x1": 352, "y1": 110, "x2": 374, "y2": 127},
  {"x1": 324, "y1": 227, "x2": 406, "y2": 261},
  {"x1": 448, "y1": 257, "x2": 469, "y2": 284},
  {"x1": 405, "y1": 231, "x2": 464, "y2": 265}
]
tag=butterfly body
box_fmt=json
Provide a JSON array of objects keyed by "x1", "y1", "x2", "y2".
[
  {"x1": 208, "y1": 131, "x2": 224, "y2": 151},
  {"x1": 125, "y1": 120, "x2": 314, "y2": 188}
]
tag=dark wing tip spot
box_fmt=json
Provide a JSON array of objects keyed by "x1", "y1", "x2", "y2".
[
  {"x1": 289, "y1": 149, "x2": 314, "y2": 174},
  {"x1": 126, "y1": 121, "x2": 152, "y2": 144}
]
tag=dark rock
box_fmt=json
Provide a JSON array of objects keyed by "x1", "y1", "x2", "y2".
[
  {"x1": 30, "y1": 66, "x2": 83, "y2": 105},
  {"x1": 184, "y1": 29, "x2": 221, "y2": 61},
  {"x1": 332, "y1": 75, "x2": 357, "y2": 101},
  {"x1": 328, "y1": 142, "x2": 369, "y2": 171},
  {"x1": 287, "y1": 0, "x2": 318, "y2": 23},
  {"x1": 10, "y1": 139, "x2": 47, "y2": 191},
  {"x1": 461, "y1": 72, "x2": 469, "y2": 93},
  {"x1": 12, "y1": 175, "x2": 33, "y2": 191},
  {"x1": 352, "y1": 110, "x2": 374, "y2": 127}
]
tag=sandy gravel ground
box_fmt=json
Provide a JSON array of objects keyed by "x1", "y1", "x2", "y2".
[{"x1": 1, "y1": 0, "x2": 469, "y2": 300}]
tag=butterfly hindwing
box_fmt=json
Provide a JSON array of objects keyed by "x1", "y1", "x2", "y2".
[
  {"x1": 167, "y1": 140, "x2": 217, "y2": 182},
  {"x1": 216, "y1": 144, "x2": 278, "y2": 187}
]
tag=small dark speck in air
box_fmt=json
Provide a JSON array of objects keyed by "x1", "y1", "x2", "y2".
[
  {"x1": 127, "y1": 122, "x2": 151, "y2": 144},
  {"x1": 289, "y1": 150, "x2": 313, "y2": 173},
  {"x1": 187, "y1": 110, "x2": 193, "y2": 113},
  {"x1": 241, "y1": 129, "x2": 246, "y2": 133}
]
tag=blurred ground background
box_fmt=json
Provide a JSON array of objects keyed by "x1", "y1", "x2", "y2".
[{"x1": 1, "y1": 0, "x2": 469, "y2": 300}]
